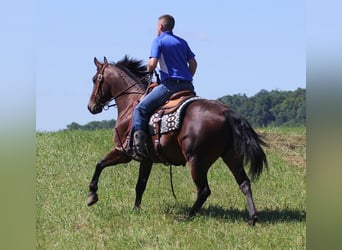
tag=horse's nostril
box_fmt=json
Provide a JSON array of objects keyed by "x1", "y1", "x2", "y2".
[{"x1": 88, "y1": 104, "x2": 102, "y2": 114}]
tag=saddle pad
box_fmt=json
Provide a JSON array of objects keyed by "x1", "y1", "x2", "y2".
[{"x1": 149, "y1": 96, "x2": 202, "y2": 135}]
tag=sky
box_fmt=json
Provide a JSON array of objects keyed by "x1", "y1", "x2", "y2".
[{"x1": 35, "y1": 0, "x2": 305, "y2": 131}]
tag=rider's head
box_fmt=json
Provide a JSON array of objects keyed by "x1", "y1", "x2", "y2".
[{"x1": 157, "y1": 14, "x2": 175, "y2": 35}]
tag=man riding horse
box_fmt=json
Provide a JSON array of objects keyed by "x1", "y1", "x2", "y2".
[
  {"x1": 87, "y1": 15, "x2": 267, "y2": 226},
  {"x1": 130, "y1": 14, "x2": 198, "y2": 161}
]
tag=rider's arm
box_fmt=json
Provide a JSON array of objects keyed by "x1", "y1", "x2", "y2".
[
  {"x1": 147, "y1": 57, "x2": 158, "y2": 73},
  {"x1": 188, "y1": 58, "x2": 197, "y2": 77}
]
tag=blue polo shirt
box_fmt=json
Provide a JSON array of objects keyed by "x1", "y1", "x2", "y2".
[{"x1": 150, "y1": 31, "x2": 195, "y2": 82}]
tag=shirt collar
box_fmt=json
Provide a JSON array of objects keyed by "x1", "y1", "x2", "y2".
[{"x1": 159, "y1": 31, "x2": 173, "y2": 37}]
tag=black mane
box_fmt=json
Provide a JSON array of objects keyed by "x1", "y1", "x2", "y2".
[{"x1": 114, "y1": 55, "x2": 149, "y2": 81}]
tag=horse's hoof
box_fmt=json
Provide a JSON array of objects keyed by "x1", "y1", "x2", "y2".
[
  {"x1": 87, "y1": 193, "x2": 99, "y2": 206},
  {"x1": 247, "y1": 215, "x2": 258, "y2": 226},
  {"x1": 132, "y1": 205, "x2": 140, "y2": 211}
]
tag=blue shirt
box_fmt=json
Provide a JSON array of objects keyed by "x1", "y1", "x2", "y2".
[{"x1": 150, "y1": 31, "x2": 195, "y2": 82}]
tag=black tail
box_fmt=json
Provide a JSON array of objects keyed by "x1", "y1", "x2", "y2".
[{"x1": 225, "y1": 110, "x2": 268, "y2": 180}]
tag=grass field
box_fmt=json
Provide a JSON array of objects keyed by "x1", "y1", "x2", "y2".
[{"x1": 36, "y1": 127, "x2": 306, "y2": 249}]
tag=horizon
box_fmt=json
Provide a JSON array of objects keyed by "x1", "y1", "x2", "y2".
[{"x1": 38, "y1": 86, "x2": 306, "y2": 132}]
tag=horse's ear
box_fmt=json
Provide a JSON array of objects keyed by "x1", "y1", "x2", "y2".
[
  {"x1": 94, "y1": 57, "x2": 101, "y2": 68},
  {"x1": 104, "y1": 57, "x2": 108, "y2": 64}
]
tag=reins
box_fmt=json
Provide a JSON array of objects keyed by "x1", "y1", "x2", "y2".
[
  {"x1": 169, "y1": 165, "x2": 177, "y2": 200},
  {"x1": 111, "y1": 72, "x2": 151, "y2": 101}
]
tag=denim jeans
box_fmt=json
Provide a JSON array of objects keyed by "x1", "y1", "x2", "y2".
[{"x1": 131, "y1": 79, "x2": 194, "y2": 134}]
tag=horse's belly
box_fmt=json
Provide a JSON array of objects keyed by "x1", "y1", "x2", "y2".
[{"x1": 150, "y1": 133, "x2": 186, "y2": 166}]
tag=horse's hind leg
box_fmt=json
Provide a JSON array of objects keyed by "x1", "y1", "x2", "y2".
[
  {"x1": 239, "y1": 179, "x2": 258, "y2": 226},
  {"x1": 222, "y1": 155, "x2": 258, "y2": 226},
  {"x1": 87, "y1": 148, "x2": 130, "y2": 206},
  {"x1": 188, "y1": 160, "x2": 211, "y2": 217}
]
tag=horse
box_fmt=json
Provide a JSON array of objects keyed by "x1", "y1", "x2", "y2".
[{"x1": 87, "y1": 56, "x2": 268, "y2": 226}]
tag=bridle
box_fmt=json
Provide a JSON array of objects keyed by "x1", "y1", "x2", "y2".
[
  {"x1": 93, "y1": 62, "x2": 151, "y2": 111},
  {"x1": 93, "y1": 60, "x2": 108, "y2": 102}
]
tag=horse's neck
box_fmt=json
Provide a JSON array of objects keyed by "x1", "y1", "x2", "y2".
[
  {"x1": 116, "y1": 97, "x2": 137, "y2": 120},
  {"x1": 112, "y1": 71, "x2": 144, "y2": 141}
]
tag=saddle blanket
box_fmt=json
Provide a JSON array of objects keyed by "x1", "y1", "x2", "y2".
[{"x1": 149, "y1": 96, "x2": 202, "y2": 135}]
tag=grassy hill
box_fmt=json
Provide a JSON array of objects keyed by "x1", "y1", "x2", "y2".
[{"x1": 36, "y1": 127, "x2": 306, "y2": 249}]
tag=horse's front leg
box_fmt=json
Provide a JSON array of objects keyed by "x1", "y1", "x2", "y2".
[
  {"x1": 134, "y1": 160, "x2": 153, "y2": 209},
  {"x1": 188, "y1": 160, "x2": 211, "y2": 218},
  {"x1": 87, "y1": 147, "x2": 131, "y2": 206}
]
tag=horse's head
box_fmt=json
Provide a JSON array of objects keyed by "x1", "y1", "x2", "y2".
[
  {"x1": 88, "y1": 55, "x2": 150, "y2": 115},
  {"x1": 88, "y1": 57, "x2": 113, "y2": 114}
]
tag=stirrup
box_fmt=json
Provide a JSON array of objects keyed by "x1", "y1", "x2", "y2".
[{"x1": 131, "y1": 147, "x2": 147, "y2": 162}]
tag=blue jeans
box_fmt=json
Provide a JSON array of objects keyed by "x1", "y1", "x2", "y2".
[{"x1": 131, "y1": 79, "x2": 194, "y2": 134}]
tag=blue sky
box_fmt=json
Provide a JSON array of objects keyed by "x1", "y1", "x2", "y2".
[{"x1": 36, "y1": 1, "x2": 305, "y2": 131}]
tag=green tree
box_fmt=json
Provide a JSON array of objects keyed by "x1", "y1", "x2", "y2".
[
  {"x1": 66, "y1": 119, "x2": 116, "y2": 130},
  {"x1": 218, "y1": 88, "x2": 306, "y2": 127},
  {"x1": 66, "y1": 122, "x2": 81, "y2": 130}
]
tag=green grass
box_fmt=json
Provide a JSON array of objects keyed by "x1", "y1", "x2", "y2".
[{"x1": 36, "y1": 127, "x2": 306, "y2": 249}]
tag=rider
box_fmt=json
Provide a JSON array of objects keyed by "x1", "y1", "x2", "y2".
[{"x1": 131, "y1": 14, "x2": 198, "y2": 161}]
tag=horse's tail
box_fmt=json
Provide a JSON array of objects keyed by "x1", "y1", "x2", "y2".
[{"x1": 225, "y1": 109, "x2": 268, "y2": 180}]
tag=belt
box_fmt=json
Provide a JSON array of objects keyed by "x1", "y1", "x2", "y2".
[{"x1": 163, "y1": 79, "x2": 192, "y2": 84}]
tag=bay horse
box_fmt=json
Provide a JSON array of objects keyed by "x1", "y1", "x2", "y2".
[{"x1": 87, "y1": 56, "x2": 268, "y2": 226}]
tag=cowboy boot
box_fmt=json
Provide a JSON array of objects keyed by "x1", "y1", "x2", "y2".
[{"x1": 132, "y1": 130, "x2": 148, "y2": 161}]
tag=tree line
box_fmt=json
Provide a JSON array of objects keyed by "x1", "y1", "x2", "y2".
[
  {"x1": 66, "y1": 119, "x2": 116, "y2": 130},
  {"x1": 66, "y1": 88, "x2": 305, "y2": 130},
  {"x1": 218, "y1": 88, "x2": 305, "y2": 127}
]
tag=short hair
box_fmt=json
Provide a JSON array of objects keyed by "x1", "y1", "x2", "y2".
[{"x1": 159, "y1": 14, "x2": 175, "y2": 31}]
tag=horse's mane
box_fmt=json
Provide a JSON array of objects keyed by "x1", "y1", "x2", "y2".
[{"x1": 114, "y1": 55, "x2": 149, "y2": 83}]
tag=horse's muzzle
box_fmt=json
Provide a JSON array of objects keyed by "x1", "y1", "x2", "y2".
[{"x1": 88, "y1": 104, "x2": 102, "y2": 114}]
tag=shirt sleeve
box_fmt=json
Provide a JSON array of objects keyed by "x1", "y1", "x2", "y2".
[
  {"x1": 150, "y1": 38, "x2": 160, "y2": 59},
  {"x1": 186, "y1": 43, "x2": 196, "y2": 61}
]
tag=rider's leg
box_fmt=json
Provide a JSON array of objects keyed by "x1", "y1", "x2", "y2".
[{"x1": 131, "y1": 84, "x2": 171, "y2": 160}]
